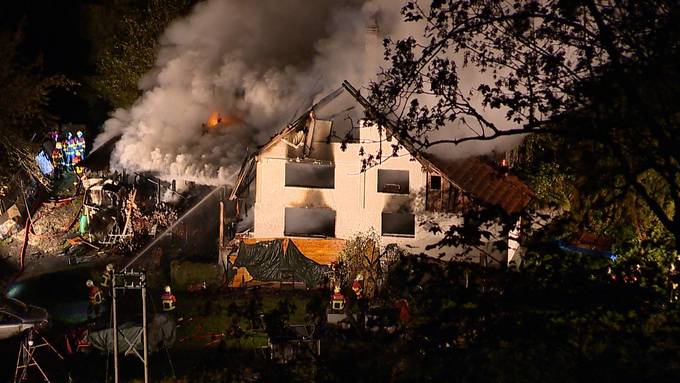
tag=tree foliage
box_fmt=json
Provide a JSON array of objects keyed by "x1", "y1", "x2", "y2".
[
  {"x1": 336, "y1": 230, "x2": 384, "y2": 297},
  {"x1": 84, "y1": 0, "x2": 196, "y2": 109},
  {"x1": 516, "y1": 133, "x2": 670, "y2": 249},
  {"x1": 311, "y1": 249, "x2": 680, "y2": 382},
  {"x1": 0, "y1": 29, "x2": 74, "y2": 186},
  {"x1": 369, "y1": 0, "x2": 680, "y2": 246}
]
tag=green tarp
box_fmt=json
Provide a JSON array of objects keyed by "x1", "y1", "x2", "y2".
[
  {"x1": 235, "y1": 240, "x2": 329, "y2": 287},
  {"x1": 88, "y1": 313, "x2": 176, "y2": 354}
]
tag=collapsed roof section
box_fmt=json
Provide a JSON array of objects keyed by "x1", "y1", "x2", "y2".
[{"x1": 230, "y1": 81, "x2": 533, "y2": 215}]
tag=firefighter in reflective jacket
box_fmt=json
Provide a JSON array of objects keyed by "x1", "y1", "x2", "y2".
[
  {"x1": 161, "y1": 286, "x2": 176, "y2": 312},
  {"x1": 75, "y1": 130, "x2": 86, "y2": 159},
  {"x1": 73, "y1": 150, "x2": 83, "y2": 174},
  {"x1": 86, "y1": 279, "x2": 103, "y2": 320},
  {"x1": 352, "y1": 273, "x2": 364, "y2": 299},
  {"x1": 52, "y1": 142, "x2": 64, "y2": 167},
  {"x1": 64, "y1": 132, "x2": 76, "y2": 171},
  {"x1": 51, "y1": 142, "x2": 64, "y2": 179},
  {"x1": 331, "y1": 286, "x2": 345, "y2": 312},
  {"x1": 100, "y1": 263, "x2": 114, "y2": 290}
]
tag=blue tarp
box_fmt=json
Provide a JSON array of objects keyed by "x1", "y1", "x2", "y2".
[
  {"x1": 35, "y1": 151, "x2": 54, "y2": 175},
  {"x1": 554, "y1": 240, "x2": 617, "y2": 260}
]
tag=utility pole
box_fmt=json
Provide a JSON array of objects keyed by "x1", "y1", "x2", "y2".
[
  {"x1": 219, "y1": 200, "x2": 224, "y2": 249},
  {"x1": 219, "y1": 200, "x2": 227, "y2": 286},
  {"x1": 112, "y1": 271, "x2": 118, "y2": 383},
  {"x1": 111, "y1": 268, "x2": 149, "y2": 383}
]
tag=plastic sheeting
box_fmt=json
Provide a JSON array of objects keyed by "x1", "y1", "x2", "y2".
[
  {"x1": 87, "y1": 313, "x2": 176, "y2": 353},
  {"x1": 35, "y1": 151, "x2": 54, "y2": 175},
  {"x1": 235, "y1": 240, "x2": 329, "y2": 287}
]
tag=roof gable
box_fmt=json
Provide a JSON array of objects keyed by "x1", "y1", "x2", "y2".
[{"x1": 231, "y1": 81, "x2": 533, "y2": 214}]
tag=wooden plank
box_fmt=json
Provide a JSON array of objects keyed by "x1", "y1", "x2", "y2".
[{"x1": 230, "y1": 267, "x2": 253, "y2": 287}]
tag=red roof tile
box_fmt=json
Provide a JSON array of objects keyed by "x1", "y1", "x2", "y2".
[{"x1": 429, "y1": 156, "x2": 533, "y2": 214}]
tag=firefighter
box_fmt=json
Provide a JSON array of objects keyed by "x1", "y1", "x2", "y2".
[
  {"x1": 100, "y1": 263, "x2": 114, "y2": 289},
  {"x1": 51, "y1": 142, "x2": 64, "y2": 179},
  {"x1": 331, "y1": 285, "x2": 345, "y2": 312},
  {"x1": 63, "y1": 132, "x2": 75, "y2": 171},
  {"x1": 161, "y1": 285, "x2": 177, "y2": 312},
  {"x1": 75, "y1": 130, "x2": 86, "y2": 159},
  {"x1": 352, "y1": 273, "x2": 364, "y2": 299},
  {"x1": 73, "y1": 149, "x2": 83, "y2": 174},
  {"x1": 86, "y1": 279, "x2": 103, "y2": 321},
  {"x1": 394, "y1": 299, "x2": 410, "y2": 322}
]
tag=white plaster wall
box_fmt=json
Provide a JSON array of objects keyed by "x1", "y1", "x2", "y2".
[{"x1": 252, "y1": 121, "x2": 509, "y2": 260}]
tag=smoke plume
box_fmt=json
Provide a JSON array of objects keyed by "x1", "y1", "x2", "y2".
[{"x1": 95, "y1": 0, "x2": 523, "y2": 186}]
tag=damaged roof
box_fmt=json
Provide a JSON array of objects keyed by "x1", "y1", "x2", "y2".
[
  {"x1": 341, "y1": 81, "x2": 533, "y2": 214},
  {"x1": 231, "y1": 81, "x2": 533, "y2": 214}
]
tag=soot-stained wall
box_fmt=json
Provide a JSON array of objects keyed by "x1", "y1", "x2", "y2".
[{"x1": 284, "y1": 207, "x2": 336, "y2": 237}]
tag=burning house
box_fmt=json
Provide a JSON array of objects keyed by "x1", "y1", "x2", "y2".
[{"x1": 228, "y1": 81, "x2": 533, "y2": 281}]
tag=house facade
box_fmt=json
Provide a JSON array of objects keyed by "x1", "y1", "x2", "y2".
[{"x1": 231, "y1": 83, "x2": 533, "y2": 266}]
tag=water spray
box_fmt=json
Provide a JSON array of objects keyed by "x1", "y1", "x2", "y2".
[{"x1": 123, "y1": 170, "x2": 237, "y2": 271}]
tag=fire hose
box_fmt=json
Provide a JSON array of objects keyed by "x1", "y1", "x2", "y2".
[
  {"x1": 12, "y1": 194, "x2": 83, "y2": 288},
  {"x1": 18, "y1": 217, "x2": 31, "y2": 273},
  {"x1": 5, "y1": 177, "x2": 85, "y2": 293}
]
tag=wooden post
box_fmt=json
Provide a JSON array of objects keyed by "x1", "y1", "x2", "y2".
[
  {"x1": 141, "y1": 280, "x2": 149, "y2": 383},
  {"x1": 219, "y1": 201, "x2": 224, "y2": 249},
  {"x1": 219, "y1": 200, "x2": 227, "y2": 287},
  {"x1": 112, "y1": 269, "x2": 119, "y2": 383}
]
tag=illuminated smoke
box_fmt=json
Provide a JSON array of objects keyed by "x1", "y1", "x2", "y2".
[{"x1": 94, "y1": 0, "x2": 523, "y2": 186}]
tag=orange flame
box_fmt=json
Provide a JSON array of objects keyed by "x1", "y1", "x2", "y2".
[
  {"x1": 206, "y1": 111, "x2": 244, "y2": 129},
  {"x1": 207, "y1": 112, "x2": 221, "y2": 128}
]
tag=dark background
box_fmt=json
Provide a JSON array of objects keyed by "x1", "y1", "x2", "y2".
[{"x1": 1, "y1": 0, "x2": 115, "y2": 131}]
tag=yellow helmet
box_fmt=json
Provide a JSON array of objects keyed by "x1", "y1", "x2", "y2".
[
  {"x1": 106, "y1": 263, "x2": 114, "y2": 271},
  {"x1": 55, "y1": 142, "x2": 62, "y2": 149},
  {"x1": 164, "y1": 286, "x2": 172, "y2": 293}
]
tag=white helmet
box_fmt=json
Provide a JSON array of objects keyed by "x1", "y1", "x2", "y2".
[
  {"x1": 164, "y1": 286, "x2": 172, "y2": 293},
  {"x1": 86, "y1": 279, "x2": 94, "y2": 287},
  {"x1": 106, "y1": 263, "x2": 114, "y2": 271}
]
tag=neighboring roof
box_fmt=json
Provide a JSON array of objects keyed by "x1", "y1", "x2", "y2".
[
  {"x1": 427, "y1": 156, "x2": 533, "y2": 214},
  {"x1": 231, "y1": 81, "x2": 533, "y2": 214},
  {"x1": 573, "y1": 232, "x2": 613, "y2": 252}
]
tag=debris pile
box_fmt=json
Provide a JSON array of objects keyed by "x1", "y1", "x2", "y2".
[{"x1": 131, "y1": 203, "x2": 178, "y2": 238}]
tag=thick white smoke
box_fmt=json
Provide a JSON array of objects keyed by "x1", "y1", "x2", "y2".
[
  {"x1": 96, "y1": 0, "x2": 394, "y2": 185},
  {"x1": 95, "y1": 0, "x2": 523, "y2": 186}
]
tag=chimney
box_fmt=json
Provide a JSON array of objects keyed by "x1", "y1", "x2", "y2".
[
  {"x1": 360, "y1": 17, "x2": 382, "y2": 144},
  {"x1": 365, "y1": 16, "x2": 380, "y2": 65}
]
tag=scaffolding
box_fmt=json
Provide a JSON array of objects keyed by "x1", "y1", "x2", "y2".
[
  {"x1": 13, "y1": 328, "x2": 63, "y2": 383},
  {"x1": 111, "y1": 268, "x2": 149, "y2": 383}
]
